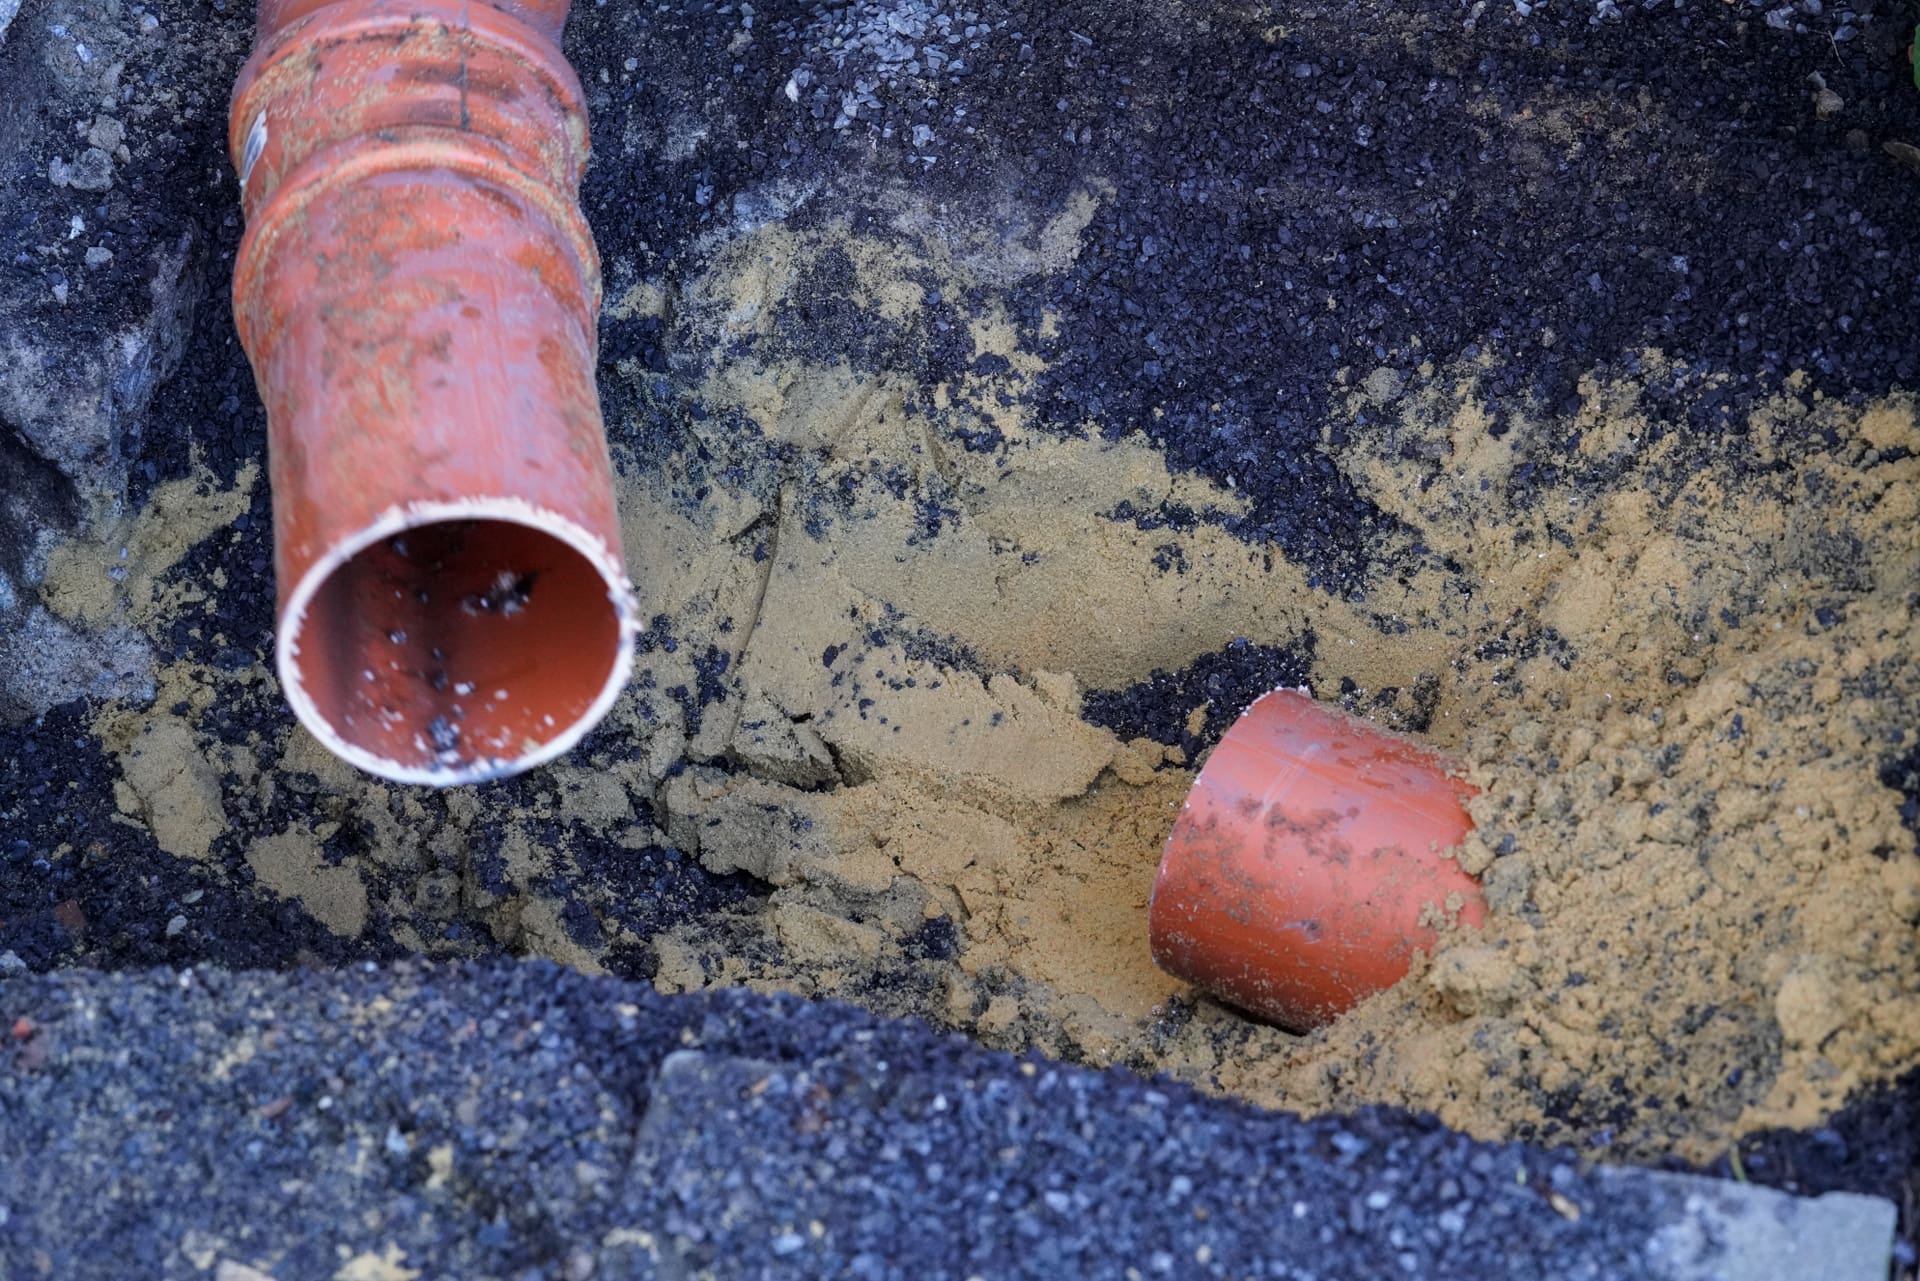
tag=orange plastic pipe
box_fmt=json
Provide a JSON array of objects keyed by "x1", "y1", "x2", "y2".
[
  {"x1": 1149, "y1": 689, "x2": 1487, "y2": 1032},
  {"x1": 228, "y1": 0, "x2": 636, "y2": 784}
]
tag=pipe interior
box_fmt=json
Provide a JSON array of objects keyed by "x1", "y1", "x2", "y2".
[{"x1": 292, "y1": 518, "x2": 622, "y2": 777}]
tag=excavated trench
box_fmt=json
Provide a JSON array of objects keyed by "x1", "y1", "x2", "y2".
[{"x1": 3, "y1": 0, "x2": 1918, "y2": 1216}]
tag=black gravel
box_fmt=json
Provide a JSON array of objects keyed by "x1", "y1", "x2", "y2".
[
  {"x1": 637, "y1": 1049, "x2": 1681, "y2": 1281},
  {"x1": 0, "y1": 960, "x2": 1811, "y2": 1281}
]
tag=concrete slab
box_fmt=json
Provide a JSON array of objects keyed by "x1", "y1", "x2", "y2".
[{"x1": 1623, "y1": 1169, "x2": 1897, "y2": 1281}]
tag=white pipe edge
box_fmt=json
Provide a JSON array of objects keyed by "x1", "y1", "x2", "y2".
[{"x1": 276, "y1": 495, "x2": 639, "y2": 787}]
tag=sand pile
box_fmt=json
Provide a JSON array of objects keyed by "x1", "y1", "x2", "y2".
[{"x1": 610, "y1": 212, "x2": 1920, "y2": 1164}]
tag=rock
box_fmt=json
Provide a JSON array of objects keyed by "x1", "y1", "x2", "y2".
[
  {"x1": 48, "y1": 147, "x2": 113, "y2": 190},
  {"x1": 0, "y1": 604, "x2": 151, "y2": 719},
  {"x1": 1807, "y1": 72, "x2": 1842, "y2": 121},
  {"x1": 0, "y1": 0, "x2": 230, "y2": 722},
  {"x1": 85, "y1": 114, "x2": 124, "y2": 153},
  {"x1": 1625, "y1": 1169, "x2": 1896, "y2": 1281},
  {"x1": 1362, "y1": 366, "x2": 1407, "y2": 406},
  {"x1": 0, "y1": 224, "x2": 198, "y2": 531},
  {"x1": 1884, "y1": 140, "x2": 1920, "y2": 177}
]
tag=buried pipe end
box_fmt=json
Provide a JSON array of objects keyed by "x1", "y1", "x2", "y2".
[
  {"x1": 279, "y1": 499, "x2": 637, "y2": 787},
  {"x1": 1148, "y1": 688, "x2": 1487, "y2": 1033}
]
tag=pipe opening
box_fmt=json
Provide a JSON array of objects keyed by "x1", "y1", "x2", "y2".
[{"x1": 286, "y1": 517, "x2": 626, "y2": 783}]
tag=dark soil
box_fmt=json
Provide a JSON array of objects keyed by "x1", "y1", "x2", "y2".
[
  {"x1": 1081, "y1": 636, "x2": 1317, "y2": 757},
  {"x1": 572, "y1": 0, "x2": 1920, "y2": 591}
]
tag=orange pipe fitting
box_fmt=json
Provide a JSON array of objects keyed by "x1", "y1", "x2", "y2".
[
  {"x1": 227, "y1": 0, "x2": 636, "y2": 784},
  {"x1": 1149, "y1": 689, "x2": 1487, "y2": 1032}
]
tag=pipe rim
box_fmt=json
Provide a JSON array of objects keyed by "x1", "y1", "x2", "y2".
[{"x1": 276, "y1": 496, "x2": 638, "y2": 786}]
